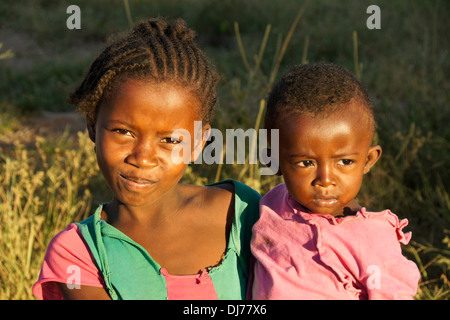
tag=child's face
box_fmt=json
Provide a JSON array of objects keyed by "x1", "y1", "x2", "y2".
[
  {"x1": 89, "y1": 79, "x2": 209, "y2": 207},
  {"x1": 277, "y1": 102, "x2": 381, "y2": 216}
]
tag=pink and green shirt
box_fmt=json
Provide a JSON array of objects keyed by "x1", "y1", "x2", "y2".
[{"x1": 33, "y1": 180, "x2": 260, "y2": 300}]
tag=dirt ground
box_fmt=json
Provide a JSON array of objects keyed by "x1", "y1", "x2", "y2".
[
  {"x1": 0, "y1": 111, "x2": 87, "y2": 147},
  {"x1": 0, "y1": 27, "x2": 101, "y2": 147}
]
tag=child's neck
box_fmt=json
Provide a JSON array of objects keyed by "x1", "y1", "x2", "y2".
[
  {"x1": 341, "y1": 201, "x2": 362, "y2": 216},
  {"x1": 303, "y1": 199, "x2": 362, "y2": 217}
]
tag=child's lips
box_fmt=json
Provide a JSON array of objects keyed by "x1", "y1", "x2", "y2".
[{"x1": 313, "y1": 197, "x2": 338, "y2": 207}]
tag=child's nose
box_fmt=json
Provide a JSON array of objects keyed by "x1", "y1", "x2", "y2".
[
  {"x1": 314, "y1": 164, "x2": 336, "y2": 188},
  {"x1": 126, "y1": 140, "x2": 158, "y2": 168}
]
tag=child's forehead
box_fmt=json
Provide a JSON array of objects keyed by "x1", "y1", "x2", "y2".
[
  {"x1": 278, "y1": 102, "x2": 374, "y2": 142},
  {"x1": 280, "y1": 99, "x2": 371, "y2": 126}
]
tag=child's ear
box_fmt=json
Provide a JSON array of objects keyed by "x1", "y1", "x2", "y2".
[
  {"x1": 263, "y1": 147, "x2": 282, "y2": 176},
  {"x1": 87, "y1": 116, "x2": 96, "y2": 143},
  {"x1": 363, "y1": 145, "x2": 382, "y2": 174}
]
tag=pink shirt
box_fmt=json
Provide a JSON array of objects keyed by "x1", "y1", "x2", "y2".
[
  {"x1": 250, "y1": 183, "x2": 421, "y2": 300},
  {"x1": 32, "y1": 224, "x2": 217, "y2": 300}
]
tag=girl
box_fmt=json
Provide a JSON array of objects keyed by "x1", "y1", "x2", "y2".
[
  {"x1": 33, "y1": 18, "x2": 260, "y2": 300},
  {"x1": 250, "y1": 63, "x2": 421, "y2": 300}
]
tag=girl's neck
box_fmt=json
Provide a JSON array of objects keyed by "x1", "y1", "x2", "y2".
[{"x1": 102, "y1": 184, "x2": 188, "y2": 228}]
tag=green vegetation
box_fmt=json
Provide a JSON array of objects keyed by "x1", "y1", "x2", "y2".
[{"x1": 0, "y1": 0, "x2": 448, "y2": 299}]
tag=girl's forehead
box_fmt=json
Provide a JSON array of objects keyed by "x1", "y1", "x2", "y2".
[
  {"x1": 97, "y1": 79, "x2": 203, "y2": 125},
  {"x1": 114, "y1": 79, "x2": 199, "y2": 101}
]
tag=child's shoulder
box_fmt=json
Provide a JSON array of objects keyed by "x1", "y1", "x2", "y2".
[
  {"x1": 355, "y1": 208, "x2": 412, "y2": 245},
  {"x1": 261, "y1": 183, "x2": 288, "y2": 203},
  {"x1": 263, "y1": 182, "x2": 287, "y2": 195}
]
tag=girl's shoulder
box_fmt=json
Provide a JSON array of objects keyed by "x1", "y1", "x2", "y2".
[
  {"x1": 44, "y1": 223, "x2": 89, "y2": 257},
  {"x1": 181, "y1": 179, "x2": 261, "y2": 228},
  {"x1": 181, "y1": 179, "x2": 261, "y2": 206},
  {"x1": 203, "y1": 179, "x2": 261, "y2": 210},
  {"x1": 207, "y1": 179, "x2": 261, "y2": 199}
]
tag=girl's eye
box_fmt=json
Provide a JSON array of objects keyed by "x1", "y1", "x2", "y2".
[
  {"x1": 161, "y1": 137, "x2": 181, "y2": 144},
  {"x1": 113, "y1": 129, "x2": 132, "y2": 136},
  {"x1": 297, "y1": 160, "x2": 314, "y2": 167},
  {"x1": 338, "y1": 159, "x2": 354, "y2": 166}
]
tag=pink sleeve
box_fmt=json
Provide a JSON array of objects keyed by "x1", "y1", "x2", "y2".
[
  {"x1": 322, "y1": 210, "x2": 421, "y2": 300},
  {"x1": 32, "y1": 223, "x2": 105, "y2": 300},
  {"x1": 359, "y1": 215, "x2": 421, "y2": 300}
]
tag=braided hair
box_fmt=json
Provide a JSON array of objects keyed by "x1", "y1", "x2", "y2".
[{"x1": 70, "y1": 18, "x2": 219, "y2": 126}]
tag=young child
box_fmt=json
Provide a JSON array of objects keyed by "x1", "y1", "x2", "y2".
[
  {"x1": 250, "y1": 63, "x2": 421, "y2": 300},
  {"x1": 32, "y1": 18, "x2": 260, "y2": 300}
]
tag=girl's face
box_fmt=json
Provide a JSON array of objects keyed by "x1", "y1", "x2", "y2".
[
  {"x1": 89, "y1": 79, "x2": 209, "y2": 208},
  {"x1": 278, "y1": 102, "x2": 382, "y2": 216}
]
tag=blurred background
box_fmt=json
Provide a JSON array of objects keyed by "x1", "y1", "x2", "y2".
[{"x1": 0, "y1": 0, "x2": 448, "y2": 299}]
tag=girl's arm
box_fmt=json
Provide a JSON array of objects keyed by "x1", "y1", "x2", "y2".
[
  {"x1": 33, "y1": 224, "x2": 108, "y2": 300},
  {"x1": 56, "y1": 283, "x2": 111, "y2": 300}
]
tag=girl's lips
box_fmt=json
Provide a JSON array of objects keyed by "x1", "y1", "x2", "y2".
[{"x1": 119, "y1": 174, "x2": 157, "y2": 190}]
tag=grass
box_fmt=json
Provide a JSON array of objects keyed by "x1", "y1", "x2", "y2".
[
  {"x1": 0, "y1": 0, "x2": 449, "y2": 299},
  {"x1": 0, "y1": 132, "x2": 98, "y2": 299}
]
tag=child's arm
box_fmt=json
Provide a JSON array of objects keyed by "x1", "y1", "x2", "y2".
[
  {"x1": 357, "y1": 214, "x2": 421, "y2": 299},
  {"x1": 363, "y1": 256, "x2": 420, "y2": 300}
]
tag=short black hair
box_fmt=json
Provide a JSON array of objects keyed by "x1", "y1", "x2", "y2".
[{"x1": 265, "y1": 62, "x2": 375, "y2": 138}]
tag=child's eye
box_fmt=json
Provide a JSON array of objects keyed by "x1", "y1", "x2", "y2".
[
  {"x1": 297, "y1": 160, "x2": 314, "y2": 167},
  {"x1": 338, "y1": 159, "x2": 354, "y2": 166},
  {"x1": 161, "y1": 137, "x2": 181, "y2": 144}
]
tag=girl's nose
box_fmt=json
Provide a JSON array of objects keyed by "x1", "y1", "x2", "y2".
[{"x1": 126, "y1": 141, "x2": 158, "y2": 168}]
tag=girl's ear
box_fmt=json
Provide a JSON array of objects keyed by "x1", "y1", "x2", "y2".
[
  {"x1": 190, "y1": 124, "x2": 211, "y2": 162},
  {"x1": 87, "y1": 116, "x2": 96, "y2": 143},
  {"x1": 363, "y1": 145, "x2": 382, "y2": 174}
]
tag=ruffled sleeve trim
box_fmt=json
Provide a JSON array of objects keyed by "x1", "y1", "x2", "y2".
[{"x1": 386, "y1": 212, "x2": 412, "y2": 245}]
